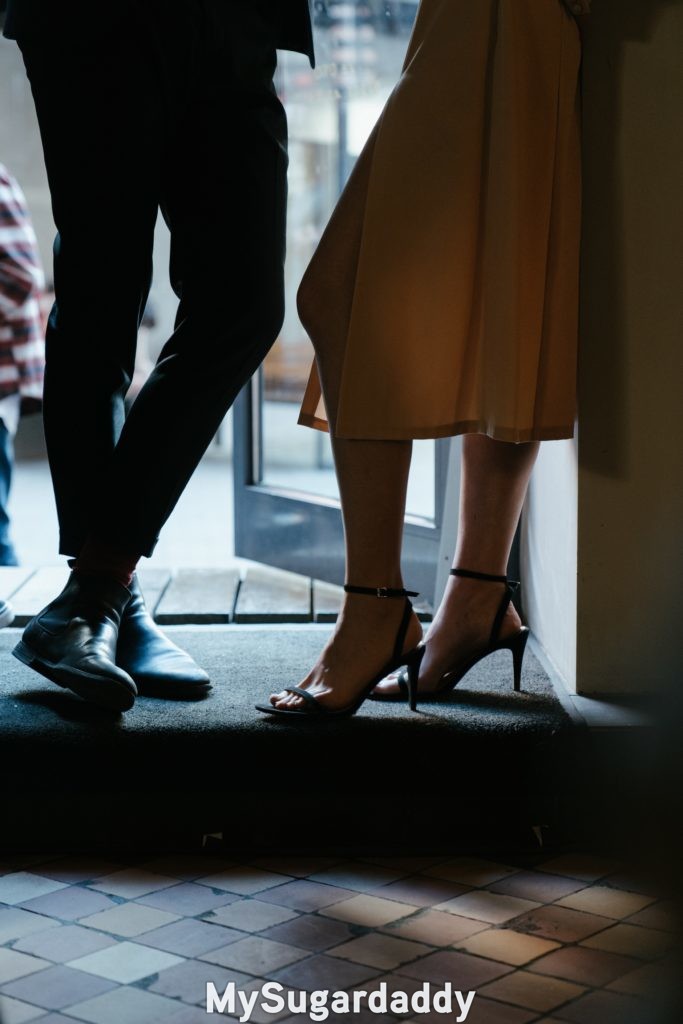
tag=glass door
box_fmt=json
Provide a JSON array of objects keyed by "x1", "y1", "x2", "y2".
[{"x1": 234, "y1": 1, "x2": 448, "y2": 599}]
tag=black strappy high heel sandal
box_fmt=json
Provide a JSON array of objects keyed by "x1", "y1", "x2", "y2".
[
  {"x1": 255, "y1": 584, "x2": 422, "y2": 719},
  {"x1": 371, "y1": 568, "x2": 529, "y2": 712}
]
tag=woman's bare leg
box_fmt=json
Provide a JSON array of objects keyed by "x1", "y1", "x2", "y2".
[
  {"x1": 374, "y1": 433, "x2": 539, "y2": 695},
  {"x1": 270, "y1": 130, "x2": 422, "y2": 711}
]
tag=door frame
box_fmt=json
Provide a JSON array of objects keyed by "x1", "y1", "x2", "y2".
[{"x1": 233, "y1": 373, "x2": 452, "y2": 601}]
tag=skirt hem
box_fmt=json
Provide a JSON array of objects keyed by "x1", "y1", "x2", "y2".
[{"x1": 298, "y1": 412, "x2": 575, "y2": 444}]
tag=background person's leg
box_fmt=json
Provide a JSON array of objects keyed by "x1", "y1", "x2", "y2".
[{"x1": 0, "y1": 419, "x2": 19, "y2": 566}]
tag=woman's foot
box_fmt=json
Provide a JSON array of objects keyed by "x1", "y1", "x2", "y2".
[
  {"x1": 268, "y1": 591, "x2": 423, "y2": 712},
  {"x1": 372, "y1": 573, "x2": 522, "y2": 697}
]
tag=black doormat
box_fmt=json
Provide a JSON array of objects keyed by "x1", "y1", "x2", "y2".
[{"x1": 0, "y1": 627, "x2": 583, "y2": 851}]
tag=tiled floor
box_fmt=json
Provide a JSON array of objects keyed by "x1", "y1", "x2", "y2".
[{"x1": 0, "y1": 852, "x2": 678, "y2": 1023}]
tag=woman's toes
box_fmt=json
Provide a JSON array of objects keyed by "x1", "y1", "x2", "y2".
[{"x1": 371, "y1": 676, "x2": 401, "y2": 696}]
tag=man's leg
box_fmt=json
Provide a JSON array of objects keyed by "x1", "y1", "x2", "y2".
[
  {"x1": 88, "y1": 8, "x2": 289, "y2": 557},
  {"x1": 18, "y1": 28, "x2": 161, "y2": 556},
  {"x1": 12, "y1": 24, "x2": 166, "y2": 710}
]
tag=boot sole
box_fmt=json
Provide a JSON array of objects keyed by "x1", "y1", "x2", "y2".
[{"x1": 12, "y1": 640, "x2": 136, "y2": 713}]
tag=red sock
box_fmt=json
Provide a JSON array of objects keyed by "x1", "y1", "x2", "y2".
[{"x1": 73, "y1": 536, "x2": 140, "y2": 588}]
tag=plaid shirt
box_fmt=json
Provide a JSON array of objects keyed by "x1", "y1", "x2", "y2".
[{"x1": 0, "y1": 163, "x2": 45, "y2": 412}]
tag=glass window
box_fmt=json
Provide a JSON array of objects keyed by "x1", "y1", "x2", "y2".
[{"x1": 260, "y1": 2, "x2": 435, "y2": 521}]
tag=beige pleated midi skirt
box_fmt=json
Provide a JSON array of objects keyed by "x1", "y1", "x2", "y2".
[{"x1": 298, "y1": 0, "x2": 582, "y2": 443}]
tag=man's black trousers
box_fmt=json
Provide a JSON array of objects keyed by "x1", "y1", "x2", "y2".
[{"x1": 19, "y1": 0, "x2": 288, "y2": 556}]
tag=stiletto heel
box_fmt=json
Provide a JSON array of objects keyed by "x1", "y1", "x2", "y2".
[
  {"x1": 405, "y1": 646, "x2": 426, "y2": 712},
  {"x1": 255, "y1": 585, "x2": 421, "y2": 718},
  {"x1": 509, "y1": 629, "x2": 529, "y2": 692},
  {"x1": 371, "y1": 567, "x2": 529, "y2": 703}
]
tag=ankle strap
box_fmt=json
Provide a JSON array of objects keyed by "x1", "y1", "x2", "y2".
[
  {"x1": 450, "y1": 568, "x2": 508, "y2": 584},
  {"x1": 451, "y1": 568, "x2": 520, "y2": 644},
  {"x1": 344, "y1": 585, "x2": 419, "y2": 599}
]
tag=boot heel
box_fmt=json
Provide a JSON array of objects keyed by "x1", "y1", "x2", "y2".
[{"x1": 509, "y1": 628, "x2": 529, "y2": 692}]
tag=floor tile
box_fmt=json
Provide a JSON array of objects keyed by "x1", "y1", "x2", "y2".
[
  {"x1": 580, "y1": 922, "x2": 676, "y2": 959},
  {"x1": 12, "y1": 924, "x2": 116, "y2": 963},
  {"x1": 165, "y1": 1007, "x2": 216, "y2": 1024},
  {"x1": 456, "y1": 928, "x2": 560, "y2": 965},
  {"x1": 20, "y1": 1015, "x2": 82, "y2": 1024},
  {"x1": 203, "y1": 899, "x2": 298, "y2": 932},
  {"x1": 436, "y1": 891, "x2": 540, "y2": 925},
  {"x1": 78, "y1": 902, "x2": 179, "y2": 937},
  {"x1": 529, "y1": 945, "x2": 640, "y2": 986},
  {"x1": 400, "y1": 949, "x2": 512, "y2": 988},
  {"x1": 88, "y1": 869, "x2": 177, "y2": 900},
  {"x1": 479, "y1": 970, "x2": 586, "y2": 1012},
  {"x1": 383, "y1": 909, "x2": 489, "y2": 946},
  {"x1": 361, "y1": 855, "x2": 447, "y2": 873},
  {"x1": 67, "y1": 940, "x2": 183, "y2": 983},
  {"x1": 217, "y1": 974, "x2": 296, "y2": 1024},
  {"x1": 320, "y1": 894, "x2": 417, "y2": 928},
  {"x1": 552, "y1": 988, "x2": 645, "y2": 1023},
  {"x1": 139, "y1": 855, "x2": 235, "y2": 881},
  {"x1": 423, "y1": 858, "x2": 518, "y2": 888},
  {"x1": 606, "y1": 958, "x2": 677, "y2": 996},
  {"x1": 249, "y1": 857, "x2": 343, "y2": 878},
  {"x1": 65, "y1": 984, "x2": 182, "y2": 1024},
  {"x1": 555, "y1": 885, "x2": 655, "y2": 920},
  {"x1": 136, "y1": 917, "x2": 242, "y2": 957},
  {"x1": 0, "y1": 908, "x2": 61, "y2": 944},
  {"x1": 307, "y1": 863, "x2": 406, "y2": 892},
  {"x1": 199, "y1": 935, "x2": 308, "y2": 975},
  {"x1": 136, "y1": 882, "x2": 238, "y2": 916},
  {"x1": 30, "y1": 860, "x2": 122, "y2": 885},
  {"x1": 489, "y1": 872, "x2": 588, "y2": 904},
  {"x1": 146, "y1": 958, "x2": 251, "y2": 1004},
  {"x1": 1, "y1": 964, "x2": 116, "y2": 1011},
  {"x1": 535, "y1": 854, "x2": 621, "y2": 882},
  {"x1": 407, "y1": 997, "x2": 537, "y2": 1024},
  {"x1": 464, "y1": 996, "x2": 539, "y2": 1024},
  {"x1": 624, "y1": 900, "x2": 679, "y2": 931},
  {"x1": 512, "y1": 905, "x2": 612, "y2": 942},
  {"x1": 259, "y1": 880, "x2": 355, "y2": 912},
  {"x1": 270, "y1": 953, "x2": 380, "y2": 993},
  {"x1": 196, "y1": 867, "x2": 290, "y2": 896},
  {"x1": 0, "y1": 873, "x2": 68, "y2": 906},
  {"x1": 603, "y1": 871, "x2": 658, "y2": 897},
  {"x1": 0, "y1": 948, "x2": 51, "y2": 983},
  {"x1": 328, "y1": 933, "x2": 430, "y2": 970},
  {"x1": 0, "y1": 994, "x2": 46, "y2": 1024},
  {"x1": 371, "y1": 875, "x2": 470, "y2": 907},
  {"x1": 19, "y1": 887, "x2": 116, "y2": 921},
  {"x1": 260, "y1": 914, "x2": 355, "y2": 953}
]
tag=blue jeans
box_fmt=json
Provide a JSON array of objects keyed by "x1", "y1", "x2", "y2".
[{"x1": 0, "y1": 419, "x2": 19, "y2": 566}]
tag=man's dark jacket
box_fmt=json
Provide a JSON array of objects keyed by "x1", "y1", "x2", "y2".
[{"x1": 2, "y1": 0, "x2": 315, "y2": 66}]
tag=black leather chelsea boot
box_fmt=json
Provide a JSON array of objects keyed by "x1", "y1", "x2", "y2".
[
  {"x1": 13, "y1": 570, "x2": 136, "y2": 712},
  {"x1": 116, "y1": 575, "x2": 211, "y2": 699}
]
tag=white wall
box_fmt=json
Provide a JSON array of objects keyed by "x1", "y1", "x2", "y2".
[
  {"x1": 521, "y1": 440, "x2": 578, "y2": 692},
  {"x1": 524, "y1": 0, "x2": 683, "y2": 696}
]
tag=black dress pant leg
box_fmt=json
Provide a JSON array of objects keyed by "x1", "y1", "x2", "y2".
[
  {"x1": 18, "y1": 23, "x2": 168, "y2": 556},
  {"x1": 90, "y1": 9, "x2": 289, "y2": 555}
]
